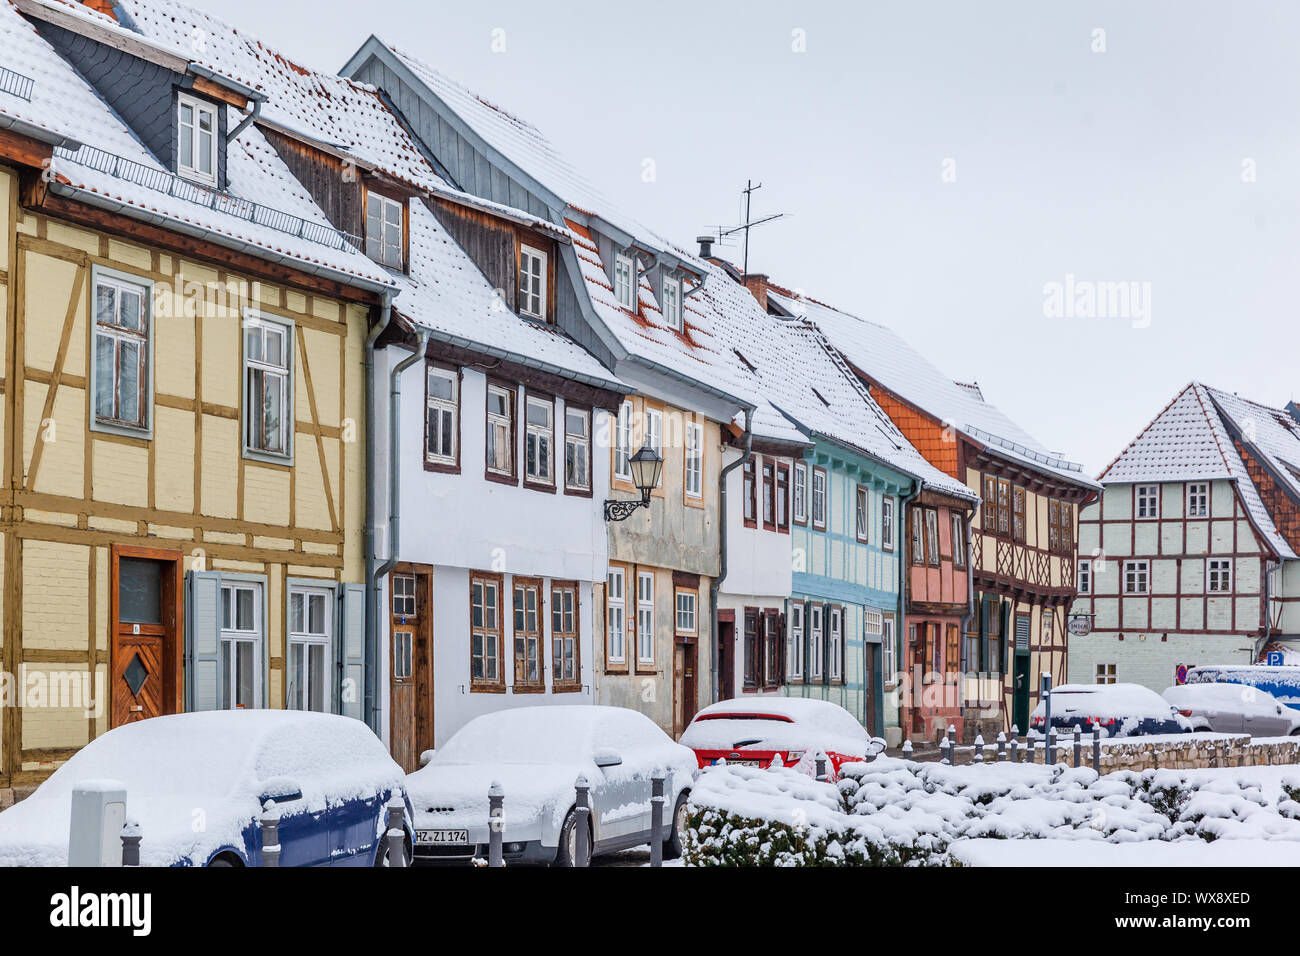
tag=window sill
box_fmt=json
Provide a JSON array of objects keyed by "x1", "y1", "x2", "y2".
[
  {"x1": 90, "y1": 419, "x2": 153, "y2": 442},
  {"x1": 484, "y1": 470, "x2": 518, "y2": 487},
  {"x1": 512, "y1": 684, "x2": 546, "y2": 694},
  {"x1": 552, "y1": 683, "x2": 583, "y2": 694},
  {"x1": 424, "y1": 459, "x2": 460, "y2": 475},
  {"x1": 563, "y1": 484, "x2": 594, "y2": 499},
  {"x1": 470, "y1": 683, "x2": 507, "y2": 694},
  {"x1": 243, "y1": 447, "x2": 293, "y2": 468},
  {"x1": 523, "y1": 478, "x2": 557, "y2": 495}
]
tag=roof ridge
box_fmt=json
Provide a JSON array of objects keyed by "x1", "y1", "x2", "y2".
[{"x1": 1097, "y1": 382, "x2": 1198, "y2": 482}]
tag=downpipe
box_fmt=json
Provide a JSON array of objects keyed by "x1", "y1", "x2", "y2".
[
  {"x1": 363, "y1": 296, "x2": 393, "y2": 733},
  {"x1": 709, "y1": 408, "x2": 753, "y2": 705},
  {"x1": 897, "y1": 481, "x2": 922, "y2": 740}
]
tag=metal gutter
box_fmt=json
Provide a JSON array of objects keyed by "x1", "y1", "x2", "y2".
[
  {"x1": 0, "y1": 112, "x2": 81, "y2": 150},
  {"x1": 710, "y1": 408, "x2": 753, "y2": 704},
  {"x1": 362, "y1": 294, "x2": 395, "y2": 733}
]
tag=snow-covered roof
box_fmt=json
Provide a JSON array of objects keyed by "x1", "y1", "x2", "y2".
[
  {"x1": 771, "y1": 289, "x2": 1098, "y2": 490},
  {"x1": 1206, "y1": 387, "x2": 1300, "y2": 508},
  {"x1": 0, "y1": 0, "x2": 394, "y2": 289},
  {"x1": 1099, "y1": 383, "x2": 1296, "y2": 560}
]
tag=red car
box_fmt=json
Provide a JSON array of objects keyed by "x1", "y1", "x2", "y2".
[{"x1": 680, "y1": 697, "x2": 885, "y2": 780}]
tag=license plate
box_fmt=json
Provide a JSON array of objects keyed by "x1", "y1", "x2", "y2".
[
  {"x1": 416, "y1": 829, "x2": 469, "y2": 845},
  {"x1": 716, "y1": 758, "x2": 762, "y2": 767}
]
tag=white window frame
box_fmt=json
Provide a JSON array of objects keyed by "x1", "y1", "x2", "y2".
[
  {"x1": 524, "y1": 393, "x2": 555, "y2": 485},
  {"x1": 882, "y1": 615, "x2": 896, "y2": 683},
  {"x1": 614, "y1": 401, "x2": 633, "y2": 482},
  {"x1": 607, "y1": 568, "x2": 626, "y2": 664},
  {"x1": 518, "y1": 243, "x2": 547, "y2": 319},
  {"x1": 1078, "y1": 558, "x2": 1092, "y2": 594},
  {"x1": 644, "y1": 408, "x2": 663, "y2": 487},
  {"x1": 787, "y1": 602, "x2": 804, "y2": 681},
  {"x1": 486, "y1": 384, "x2": 514, "y2": 477},
  {"x1": 242, "y1": 312, "x2": 294, "y2": 464},
  {"x1": 425, "y1": 366, "x2": 458, "y2": 466},
  {"x1": 564, "y1": 406, "x2": 591, "y2": 492},
  {"x1": 685, "y1": 420, "x2": 703, "y2": 499},
  {"x1": 855, "y1": 487, "x2": 869, "y2": 542},
  {"x1": 1136, "y1": 484, "x2": 1160, "y2": 519},
  {"x1": 661, "y1": 275, "x2": 682, "y2": 330},
  {"x1": 637, "y1": 571, "x2": 655, "y2": 665},
  {"x1": 812, "y1": 469, "x2": 827, "y2": 530},
  {"x1": 365, "y1": 191, "x2": 404, "y2": 270},
  {"x1": 1187, "y1": 482, "x2": 1209, "y2": 518},
  {"x1": 1207, "y1": 558, "x2": 1233, "y2": 594},
  {"x1": 793, "y1": 461, "x2": 808, "y2": 524},
  {"x1": 177, "y1": 91, "x2": 218, "y2": 186},
  {"x1": 951, "y1": 513, "x2": 965, "y2": 567},
  {"x1": 1123, "y1": 559, "x2": 1150, "y2": 595},
  {"x1": 614, "y1": 253, "x2": 636, "y2": 309},
  {"x1": 881, "y1": 495, "x2": 895, "y2": 551},
  {"x1": 90, "y1": 266, "x2": 154, "y2": 439},
  {"x1": 829, "y1": 607, "x2": 843, "y2": 682},
  {"x1": 220, "y1": 581, "x2": 263, "y2": 710},
  {"x1": 287, "y1": 584, "x2": 334, "y2": 713},
  {"x1": 810, "y1": 605, "x2": 824, "y2": 680},
  {"x1": 675, "y1": 589, "x2": 697, "y2": 634}
]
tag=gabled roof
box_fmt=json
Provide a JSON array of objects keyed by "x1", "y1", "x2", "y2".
[
  {"x1": 0, "y1": 0, "x2": 393, "y2": 289},
  {"x1": 1100, "y1": 382, "x2": 1295, "y2": 561},
  {"x1": 1207, "y1": 387, "x2": 1300, "y2": 506},
  {"x1": 770, "y1": 288, "x2": 1098, "y2": 490}
]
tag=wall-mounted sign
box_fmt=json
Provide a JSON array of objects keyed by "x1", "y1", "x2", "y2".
[{"x1": 1067, "y1": 614, "x2": 1093, "y2": 637}]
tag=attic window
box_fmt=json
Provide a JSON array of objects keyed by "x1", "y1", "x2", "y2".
[
  {"x1": 365, "y1": 191, "x2": 405, "y2": 270},
  {"x1": 734, "y1": 349, "x2": 757, "y2": 373},
  {"x1": 811, "y1": 387, "x2": 830, "y2": 407},
  {"x1": 518, "y1": 244, "x2": 547, "y2": 319},
  {"x1": 662, "y1": 276, "x2": 682, "y2": 330},
  {"x1": 177, "y1": 92, "x2": 218, "y2": 187},
  {"x1": 614, "y1": 254, "x2": 636, "y2": 310}
]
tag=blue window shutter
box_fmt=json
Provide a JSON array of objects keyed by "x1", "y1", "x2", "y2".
[
  {"x1": 186, "y1": 571, "x2": 223, "y2": 712},
  {"x1": 339, "y1": 583, "x2": 366, "y2": 720}
]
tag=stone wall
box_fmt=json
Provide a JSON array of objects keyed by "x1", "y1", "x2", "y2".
[{"x1": 941, "y1": 734, "x2": 1300, "y2": 771}]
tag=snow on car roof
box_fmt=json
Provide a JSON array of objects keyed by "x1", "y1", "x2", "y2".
[
  {"x1": 682, "y1": 697, "x2": 872, "y2": 755},
  {"x1": 1164, "y1": 683, "x2": 1277, "y2": 704},
  {"x1": 1032, "y1": 683, "x2": 1173, "y2": 719},
  {"x1": 432, "y1": 704, "x2": 668, "y2": 765}
]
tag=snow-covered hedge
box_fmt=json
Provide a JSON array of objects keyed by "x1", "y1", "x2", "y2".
[{"x1": 682, "y1": 757, "x2": 1300, "y2": 866}]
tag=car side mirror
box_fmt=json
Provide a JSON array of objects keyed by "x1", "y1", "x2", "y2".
[
  {"x1": 1278, "y1": 706, "x2": 1284, "y2": 715},
  {"x1": 419, "y1": 749, "x2": 436, "y2": 768},
  {"x1": 593, "y1": 750, "x2": 623, "y2": 769},
  {"x1": 258, "y1": 777, "x2": 303, "y2": 805}
]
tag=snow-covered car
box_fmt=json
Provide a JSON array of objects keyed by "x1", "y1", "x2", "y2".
[
  {"x1": 1029, "y1": 683, "x2": 1193, "y2": 738},
  {"x1": 0, "y1": 711, "x2": 412, "y2": 867},
  {"x1": 1163, "y1": 683, "x2": 1300, "y2": 736},
  {"x1": 406, "y1": 705, "x2": 697, "y2": 866},
  {"x1": 679, "y1": 697, "x2": 885, "y2": 780}
]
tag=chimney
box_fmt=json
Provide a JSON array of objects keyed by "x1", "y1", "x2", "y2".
[
  {"x1": 1287, "y1": 400, "x2": 1300, "y2": 426},
  {"x1": 742, "y1": 273, "x2": 769, "y2": 308},
  {"x1": 696, "y1": 235, "x2": 715, "y2": 259},
  {"x1": 82, "y1": 0, "x2": 120, "y2": 20}
]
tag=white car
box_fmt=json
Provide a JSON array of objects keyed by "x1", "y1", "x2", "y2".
[
  {"x1": 407, "y1": 705, "x2": 698, "y2": 866},
  {"x1": 679, "y1": 697, "x2": 886, "y2": 780},
  {"x1": 1029, "y1": 683, "x2": 1194, "y2": 738},
  {"x1": 1163, "y1": 683, "x2": 1300, "y2": 736}
]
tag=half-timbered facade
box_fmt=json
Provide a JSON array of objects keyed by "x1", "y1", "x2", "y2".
[
  {"x1": 0, "y1": 0, "x2": 388, "y2": 798},
  {"x1": 775, "y1": 289, "x2": 1099, "y2": 741},
  {"x1": 1069, "y1": 383, "x2": 1300, "y2": 691}
]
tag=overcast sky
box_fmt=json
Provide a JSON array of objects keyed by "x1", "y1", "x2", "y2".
[{"x1": 206, "y1": 0, "x2": 1299, "y2": 475}]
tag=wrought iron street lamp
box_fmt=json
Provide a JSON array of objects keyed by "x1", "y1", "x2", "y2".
[{"x1": 604, "y1": 445, "x2": 663, "y2": 521}]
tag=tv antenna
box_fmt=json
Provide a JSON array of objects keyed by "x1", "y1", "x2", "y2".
[{"x1": 715, "y1": 180, "x2": 785, "y2": 279}]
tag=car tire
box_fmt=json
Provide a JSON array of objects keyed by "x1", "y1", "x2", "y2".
[
  {"x1": 1290, "y1": 728, "x2": 1300, "y2": 737},
  {"x1": 553, "y1": 807, "x2": 591, "y2": 867},
  {"x1": 663, "y1": 790, "x2": 690, "y2": 860},
  {"x1": 207, "y1": 857, "x2": 239, "y2": 867}
]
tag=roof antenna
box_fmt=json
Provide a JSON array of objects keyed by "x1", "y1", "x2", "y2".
[{"x1": 713, "y1": 180, "x2": 785, "y2": 280}]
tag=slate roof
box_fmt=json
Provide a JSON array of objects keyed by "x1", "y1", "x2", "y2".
[
  {"x1": 1099, "y1": 382, "x2": 1296, "y2": 561},
  {"x1": 770, "y1": 288, "x2": 1099, "y2": 490}
]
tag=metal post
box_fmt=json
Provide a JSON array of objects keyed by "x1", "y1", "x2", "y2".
[
  {"x1": 1073, "y1": 728, "x2": 1082, "y2": 768},
  {"x1": 260, "y1": 802, "x2": 280, "y2": 868},
  {"x1": 947, "y1": 724, "x2": 957, "y2": 753},
  {"x1": 488, "y1": 781, "x2": 504, "y2": 868},
  {"x1": 815, "y1": 751, "x2": 828, "y2": 782},
  {"x1": 120, "y1": 821, "x2": 141, "y2": 867},
  {"x1": 901, "y1": 739, "x2": 913, "y2": 761},
  {"x1": 386, "y1": 796, "x2": 407, "y2": 868},
  {"x1": 1048, "y1": 729, "x2": 1057, "y2": 766},
  {"x1": 1041, "y1": 672, "x2": 1053, "y2": 760},
  {"x1": 1026, "y1": 736, "x2": 1036, "y2": 765},
  {"x1": 973, "y1": 734, "x2": 984, "y2": 764},
  {"x1": 1092, "y1": 722, "x2": 1102, "y2": 771},
  {"x1": 940, "y1": 736, "x2": 951, "y2": 766},
  {"x1": 574, "y1": 775, "x2": 591, "y2": 868},
  {"x1": 1012, "y1": 736, "x2": 1021, "y2": 763},
  {"x1": 996, "y1": 731, "x2": 1007, "y2": 762},
  {"x1": 650, "y1": 771, "x2": 665, "y2": 868}
]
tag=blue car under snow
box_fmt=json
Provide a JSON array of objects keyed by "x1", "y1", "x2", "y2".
[{"x1": 0, "y1": 711, "x2": 413, "y2": 867}]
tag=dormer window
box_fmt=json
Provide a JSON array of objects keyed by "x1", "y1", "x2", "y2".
[
  {"x1": 662, "y1": 276, "x2": 681, "y2": 330},
  {"x1": 518, "y1": 244, "x2": 547, "y2": 319},
  {"x1": 613, "y1": 254, "x2": 636, "y2": 310},
  {"x1": 365, "y1": 191, "x2": 405, "y2": 270},
  {"x1": 177, "y1": 92, "x2": 218, "y2": 186}
]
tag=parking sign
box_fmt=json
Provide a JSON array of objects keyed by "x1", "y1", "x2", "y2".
[{"x1": 1268, "y1": 651, "x2": 1285, "y2": 666}]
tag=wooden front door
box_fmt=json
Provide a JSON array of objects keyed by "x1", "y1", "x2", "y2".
[
  {"x1": 110, "y1": 546, "x2": 182, "y2": 728},
  {"x1": 717, "y1": 617, "x2": 735, "y2": 701},
  {"x1": 863, "y1": 643, "x2": 878, "y2": 736},
  {"x1": 389, "y1": 568, "x2": 432, "y2": 772},
  {"x1": 673, "y1": 641, "x2": 698, "y2": 738}
]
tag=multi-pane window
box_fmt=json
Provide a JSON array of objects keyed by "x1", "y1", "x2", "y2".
[
  {"x1": 614, "y1": 254, "x2": 636, "y2": 309},
  {"x1": 636, "y1": 571, "x2": 655, "y2": 665},
  {"x1": 512, "y1": 579, "x2": 543, "y2": 689},
  {"x1": 684, "y1": 421, "x2": 703, "y2": 499},
  {"x1": 565, "y1": 407, "x2": 591, "y2": 491},
  {"x1": 855, "y1": 487, "x2": 869, "y2": 542},
  {"x1": 1012, "y1": 486, "x2": 1026, "y2": 542},
  {"x1": 525, "y1": 395, "x2": 555, "y2": 485},
  {"x1": 1207, "y1": 558, "x2": 1233, "y2": 593},
  {"x1": 910, "y1": 508, "x2": 925, "y2": 564},
  {"x1": 470, "y1": 574, "x2": 503, "y2": 687},
  {"x1": 392, "y1": 574, "x2": 417, "y2": 619},
  {"x1": 982, "y1": 475, "x2": 997, "y2": 528},
  {"x1": 793, "y1": 462, "x2": 808, "y2": 524},
  {"x1": 787, "y1": 602, "x2": 804, "y2": 682},
  {"x1": 1136, "y1": 485, "x2": 1160, "y2": 519},
  {"x1": 743, "y1": 609, "x2": 759, "y2": 689},
  {"x1": 951, "y1": 514, "x2": 966, "y2": 568},
  {"x1": 881, "y1": 496, "x2": 895, "y2": 551},
  {"x1": 486, "y1": 385, "x2": 514, "y2": 477},
  {"x1": 1095, "y1": 663, "x2": 1117, "y2": 685},
  {"x1": 925, "y1": 509, "x2": 940, "y2": 566},
  {"x1": 177, "y1": 93, "x2": 217, "y2": 186},
  {"x1": 1078, "y1": 558, "x2": 1092, "y2": 594},
  {"x1": 644, "y1": 409, "x2": 662, "y2": 485},
  {"x1": 518, "y1": 244, "x2": 547, "y2": 319},
  {"x1": 365, "y1": 191, "x2": 404, "y2": 269},
  {"x1": 763, "y1": 610, "x2": 780, "y2": 688},
  {"x1": 777, "y1": 465, "x2": 789, "y2": 530},
  {"x1": 1187, "y1": 482, "x2": 1209, "y2": 518},
  {"x1": 1048, "y1": 499, "x2": 1074, "y2": 554},
  {"x1": 996, "y1": 479, "x2": 1011, "y2": 534},
  {"x1": 661, "y1": 276, "x2": 682, "y2": 330},
  {"x1": 392, "y1": 630, "x2": 412, "y2": 681},
  {"x1": 425, "y1": 366, "x2": 458, "y2": 466},
  {"x1": 93, "y1": 270, "x2": 151, "y2": 433},
  {"x1": 810, "y1": 605, "x2": 824, "y2": 681},
  {"x1": 1123, "y1": 560, "x2": 1149, "y2": 595},
  {"x1": 675, "y1": 589, "x2": 697, "y2": 633},
  {"x1": 244, "y1": 315, "x2": 292, "y2": 458},
  {"x1": 551, "y1": 583, "x2": 579, "y2": 688},
  {"x1": 828, "y1": 607, "x2": 843, "y2": 683},
  {"x1": 882, "y1": 616, "x2": 896, "y2": 684},
  {"x1": 812, "y1": 468, "x2": 827, "y2": 530},
  {"x1": 763, "y1": 462, "x2": 776, "y2": 528},
  {"x1": 220, "y1": 582, "x2": 261, "y2": 710},
  {"x1": 606, "y1": 568, "x2": 626, "y2": 664},
  {"x1": 288, "y1": 586, "x2": 331, "y2": 712},
  {"x1": 614, "y1": 401, "x2": 633, "y2": 481},
  {"x1": 743, "y1": 458, "x2": 757, "y2": 523}
]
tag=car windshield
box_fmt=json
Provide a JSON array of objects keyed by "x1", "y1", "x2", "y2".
[{"x1": 434, "y1": 708, "x2": 596, "y2": 765}]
